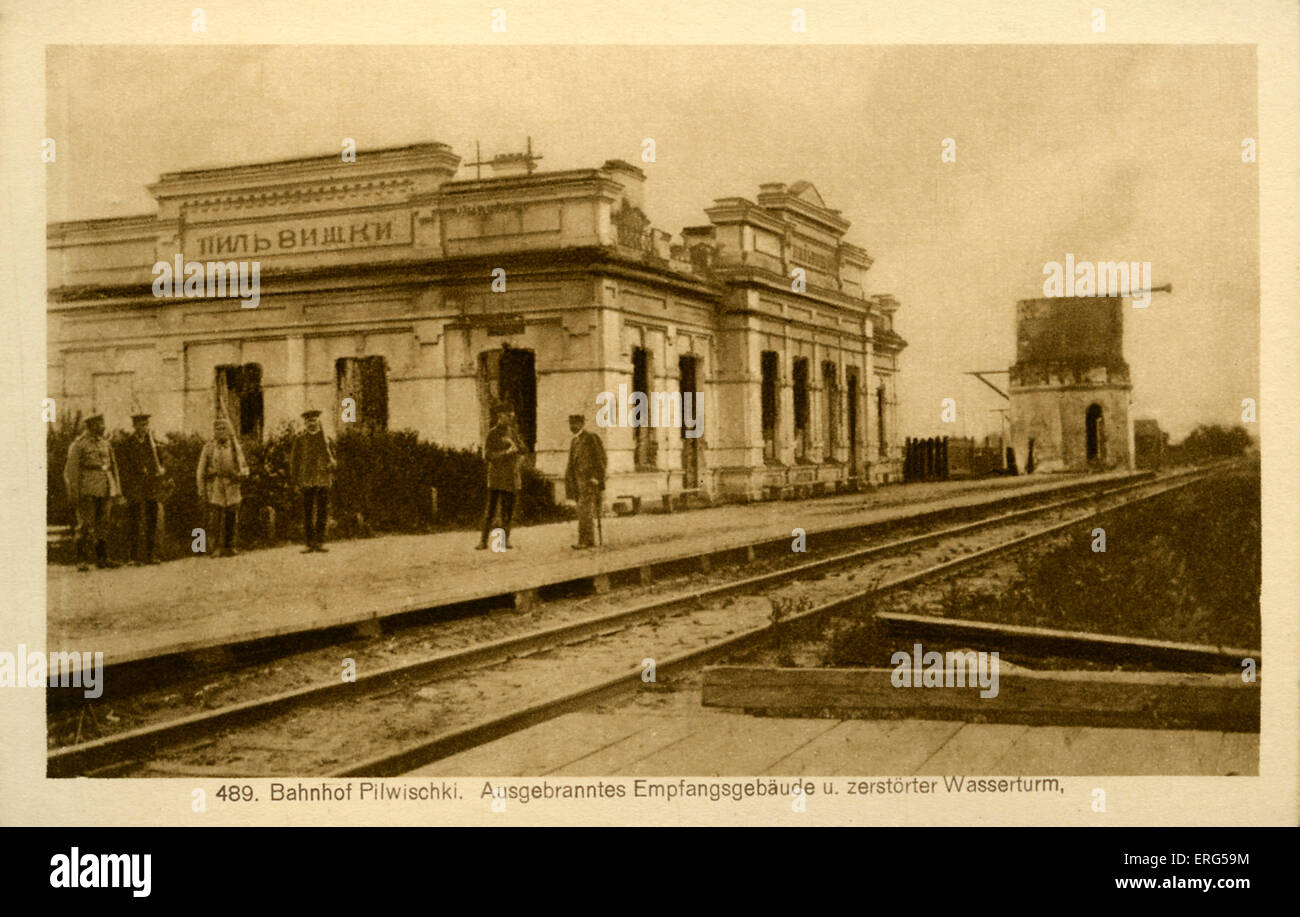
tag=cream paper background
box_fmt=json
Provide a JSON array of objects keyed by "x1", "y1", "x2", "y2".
[{"x1": 0, "y1": 0, "x2": 1295, "y2": 827}]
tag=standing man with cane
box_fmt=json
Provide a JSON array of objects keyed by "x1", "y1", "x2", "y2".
[
  {"x1": 564, "y1": 412, "x2": 606, "y2": 550},
  {"x1": 291, "y1": 408, "x2": 337, "y2": 553},
  {"x1": 476, "y1": 400, "x2": 522, "y2": 551}
]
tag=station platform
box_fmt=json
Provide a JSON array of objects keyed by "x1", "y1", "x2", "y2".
[{"x1": 47, "y1": 470, "x2": 1136, "y2": 663}]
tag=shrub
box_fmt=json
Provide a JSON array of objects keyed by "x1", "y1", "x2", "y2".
[
  {"x1": 47, "y1": 425, "x2": 565, "y2": 564},
  {"x1": 999, "y1": 469, "x2": 1260, "y2": 646}
]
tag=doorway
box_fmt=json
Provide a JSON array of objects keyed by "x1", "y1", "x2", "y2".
[
  {"x1": 679, "y1": 355, "x2": 700, "y2": 489},
  {"x1": 760, "y1": 351, "x2": 779, "y2": 462},
  {"x1": 1086, "y1": 403, "x2": 1103, "y2": 462},
  {"x1": 479, "y1": 347, "x2": 536, "y2": 454},
  {"x1": 846, "y1": 368, "x2": 859, "y2": 473}
]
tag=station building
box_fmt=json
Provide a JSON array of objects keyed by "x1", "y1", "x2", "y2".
[{"x1": 47, "y1": 142, "x2": 908, "y2": 503}]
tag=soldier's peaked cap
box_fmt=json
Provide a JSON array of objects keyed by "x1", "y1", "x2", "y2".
[
  {"x1": 568, "y1": 413, "x2": 585, "y2": 422},
  {"x1": 302, "y1": 409, "x2": 322, "y2": 419},
  {"x1": 131, "y1": 413, "x2": 151, "y2": 422},
  {"x1": 85, "y1": 411, "x2": 104, "y2": 423}
]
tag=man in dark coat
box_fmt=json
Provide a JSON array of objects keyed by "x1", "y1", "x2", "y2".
[
  {"x1": 477, "y1": 402, "x2": 522, "y2": 550},
  {"x1": 115, "y1": 412, "x2": 167, "y2": 565},
  {"x1": 564, "y1": 413, "x2": 606, "y2": 549},
  {"x1": 290, "y1": 409, "x2": 336, "y2": 553}
]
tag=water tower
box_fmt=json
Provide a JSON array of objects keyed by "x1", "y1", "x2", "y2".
[{"x1": 1008, "y1": 295, "x2": 1133, "y2": 472}]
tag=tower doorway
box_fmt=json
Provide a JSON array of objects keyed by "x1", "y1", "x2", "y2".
[{"x1": 1086, "y1": 403, "x2": 1104, "y2": 462}]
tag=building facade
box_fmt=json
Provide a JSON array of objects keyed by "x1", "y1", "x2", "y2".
[
  {"x1": 47, "y1": 142, "x2": 907, "y2": 503},
  {"x1": 1008, "y1": 295, "x2": 1134, "y2": 473}
]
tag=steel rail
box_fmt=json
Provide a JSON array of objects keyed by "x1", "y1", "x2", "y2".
[
  {"x1": 48, "y1": 463, "x2": 1227, "y2": 777},
  {"x1": 67, "y1": 468, "x2": 1159, "y2": 701},
  {"x1": 335, "y1": 467, "x2": 1228, "y2": 776}
]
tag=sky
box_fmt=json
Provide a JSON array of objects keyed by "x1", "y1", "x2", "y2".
[{"x1": 46, "y1": 44, "x2": 1258, "y2": 442}]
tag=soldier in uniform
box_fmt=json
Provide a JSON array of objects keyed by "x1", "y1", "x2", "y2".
[
  {"x1": 477, "y1": 401, "x2": 523, "y2": 550},
  {"x1": 196, "y1": 416, "x2": 249, "y2": 557},
  {"x1": 116, "y1": 412, "x2": 167, "y2": 565},
  {"x1": 63, "y1": 411, "x2": 121, "y2": 571},
  {"x1": 564, "y1": 413, "x2": 606, "y2": 549},
  {"x1": 290, "y1": 409, "x2": 337, "y2": 553}
]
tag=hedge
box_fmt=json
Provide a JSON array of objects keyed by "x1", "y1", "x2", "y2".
[{"x1": 47, "y1": 422, "x2": 566, "y2": 563}]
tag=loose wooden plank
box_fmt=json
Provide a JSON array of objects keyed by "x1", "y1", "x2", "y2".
[
  {"x1": 701, "y1": 665, "x2": 1259, "y2": 731},
  {"x1": 876, "y1": 611, "x2": 1258, "y2": 672}
]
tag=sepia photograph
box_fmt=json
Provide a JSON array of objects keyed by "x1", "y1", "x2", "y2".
[
  {"x1": 38, "y1": 40, "x2": 1263, "y2": 786},
  {"x1": 2, "y1": 1, "x2": 1296, "y2": 866}
]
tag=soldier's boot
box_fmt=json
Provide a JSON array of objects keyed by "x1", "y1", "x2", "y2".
[
  {"x1": 75, "y1": 536, "x2": 90, "y2": 572},
  {"x1": 144, "y1": 521, "x2": 159, "y2": 564},
  {"x1": 95, "y1": 539, "x2": 120, "y2": 570}
]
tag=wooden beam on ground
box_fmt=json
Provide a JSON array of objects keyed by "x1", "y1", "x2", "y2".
[
  {"x1": 701, "y1": 665, "x2": 1259, "y2": 731},
  {"x1": 875, "y1": 611, "x2": 1259, "y2": 673}
]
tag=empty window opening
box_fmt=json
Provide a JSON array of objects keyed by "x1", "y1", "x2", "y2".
[
  {"x1": 846, "y1": 368, "x2": 859, "y2": 470},
  {"x1": 822, "y1": 360, "x2": 839, "y2": 458},
  {"x1": 215, "y1": 363, "x2": 263, "y2": 440},
  {"x1": 632, "y1": 346, "x2": 656, "y2": 469},
  {"x1": 679, "y1": 355, "x2": 700, "y2": 489},
  {"x1": 792, "y1": 357, "x2": 810, "y2": 461},
  {"x1": 760, "y1": 351, "x2": 779, "y2": 462},
  {"x1": 876, "y1": 383, "x2": 887, "y2": 458},
  {"x1": 336, "y1": 356, "x2": 389, "y2": 433}
]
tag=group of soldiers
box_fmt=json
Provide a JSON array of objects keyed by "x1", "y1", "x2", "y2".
[
  {"x1": 62, "y1": 408, "x2": 337, "y2": 571},
  {"x1": 478, "y1": 403, "x2": 607, "y2": 550},
  {"x1": 62, "y1": 402, "x2": 609, "y2": 570}
]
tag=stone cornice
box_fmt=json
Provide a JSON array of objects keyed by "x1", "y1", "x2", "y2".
[
  {"x1": 437, "y1": 169, "x2": 628, "y2": 205},
  {"x1": 47, "y1": 244, "x2": 724, "y2": 307},
  {"x1": 755, "y1": 186, "x2": 851, "y2": 235},
  {"x1": 148, "y1": 142, "x2": 459, "y2": 200},
  {"x1": 709, "y1": 264, "x2": 876, "y2": 316},
  {"x1": 47, "y1": 214, "x2": 160, "y2": 241},
  {"x1": 704, "y1": 198, "x2": 788, "y2": 235},
  {"x1": 178, "y1": 178, "x2": 417, "y2": 219}
]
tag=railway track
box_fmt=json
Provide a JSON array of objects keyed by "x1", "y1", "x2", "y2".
[
  {"x1": 47, "y1": 462, "x2": 1237, "y2": 778},
  {"x1": 50, "y1": 470, "x2": 1156, "y2": 707}
]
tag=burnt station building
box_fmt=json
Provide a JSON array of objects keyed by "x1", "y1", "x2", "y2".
[
  {"x1": 1008, "y1": 295, "x2": 1134, "y2": 472},
  {"x1": 47, "y1": 142, "x2": 907, "y2": 504}
]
